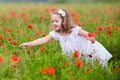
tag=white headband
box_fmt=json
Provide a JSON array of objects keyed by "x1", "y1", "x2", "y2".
[{"x1": 58, "y1": 10, "x2": 66, "y2": 17}]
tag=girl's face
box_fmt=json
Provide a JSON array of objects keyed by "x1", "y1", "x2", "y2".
[{"x1": 51, "y1": 14, "x2": 62, "y2": 31}]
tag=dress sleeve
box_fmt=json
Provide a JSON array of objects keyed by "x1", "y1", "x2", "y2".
[
  {"x1": 49, "y1": 31, "x2": 59, "y2": 41},
  {"x1": 73, "y1": 26, "x2": 81, "y2": 34}
]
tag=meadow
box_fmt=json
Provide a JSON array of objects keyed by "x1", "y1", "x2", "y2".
[{"x1": 0, "y1": 2, "x2": 120, "y2": 80}]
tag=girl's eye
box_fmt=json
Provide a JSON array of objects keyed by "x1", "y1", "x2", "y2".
[
  {"x1": 55, "y1": 20, "x2": 58, "y2": 23},
  {"x1": 51, "y1": 20, "x2": 58, "y2": 23}
]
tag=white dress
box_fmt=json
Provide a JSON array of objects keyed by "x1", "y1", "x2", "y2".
[{"x1": 49, "y1": 26, "x2": 112, "y2": 66}]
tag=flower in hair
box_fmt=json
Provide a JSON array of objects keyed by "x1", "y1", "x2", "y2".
[{"x1": 58, "y1": 10, "x2": 66, "y2": 17}]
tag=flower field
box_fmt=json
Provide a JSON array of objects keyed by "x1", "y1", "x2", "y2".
[{"x1": 0, "y1": 2, "x2": 120, "y2": 80}]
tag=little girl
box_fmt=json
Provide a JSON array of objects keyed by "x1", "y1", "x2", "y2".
[{"x1": 19, "y1": 9, "x2": 112, "y2": 66}]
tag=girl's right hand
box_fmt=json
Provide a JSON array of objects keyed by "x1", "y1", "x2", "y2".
[
  {"x1": 19, "y1": 43, "x2": 30, "y2": 48},
  {"x1": 86, "y1": 37, "x2": 95, "y2": 44}
]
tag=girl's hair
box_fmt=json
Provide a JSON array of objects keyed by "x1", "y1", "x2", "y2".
[{"x1": 52, "y1": 9, "x2": 74, "y2": 33}]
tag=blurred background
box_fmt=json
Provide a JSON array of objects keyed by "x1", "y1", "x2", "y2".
[{"x1": 0, "y1": 0, "x2": 120, "y2": 3}]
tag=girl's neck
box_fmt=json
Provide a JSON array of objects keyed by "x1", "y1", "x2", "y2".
[{"x1": 59, "y1": 31, "x2": 71, "y2": 36}]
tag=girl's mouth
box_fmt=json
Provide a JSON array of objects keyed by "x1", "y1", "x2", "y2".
[{"x1": 55, "y1": 25, "x2": 57, "y2": 27}]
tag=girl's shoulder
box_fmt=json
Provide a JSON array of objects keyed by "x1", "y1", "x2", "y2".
[
  {"x1": 49, "y1": 31, "x2": 59, "y2": 41},
  {"x1": 49, "y1": 30, "x2": 59, "y2": 36},
  {"x1": 70, "y1": 25, "x2": 82, "y2": 34},
  {"x1": 71, "y1": 25, "x2": 81, "y2": 31}
]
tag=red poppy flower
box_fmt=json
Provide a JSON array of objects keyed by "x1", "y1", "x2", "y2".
[
  {"x1": 74, "y1": 17, "x2": 79, "y2": 23},
  {"x1": 92, "y1": 32, "x2": 98, "y2": 36},
  {"x1": 7, "y1": 28, "x2": 12, "y2": 33},
  {"x1": 117, "y1": 10, "x2": 120, "y2": 15},
  {"x1": 71, "y1": 13, "x2": 76, "y2": 17},
  {"x1": 28, "y1": 25, "x2": 32, "y2": 29},
  {"x1": 46, "y1": 67, "x2": 55, "y2": 76},
  {"x1": 115, "y1": 26, "x2": 120, "y2": 31},
  {"x1": 109, "y1": 7, "x2": 113, "y2": 11},
  {"x1": 88, "y1": 32, "x2": 93, "y2": 38},
  {"x1": 22, "y1": 17, "x2": 27, "y2": 22},
  {"x1": 109, "y1": 20, "x2": 113, "y2": 24},
  {"x1": 92, "y1": 18, "x2": 98, "y2": 23},
  {"x1": 106, "y1": 26, "x2": 112, "y2": 30},
  {"x1": 0, "y1": 35, "x2": 3, "y2": 40},
  {"x1": 73, "y1": 50, "x2": 80, "y2": 58},
  {"x1": 9, "y1": 11, "x2": 16, "y2": 17},
  {"x1": 41, "y1": 33, "x2": 46, "y2": 37},
  {"x1": 40, "y1": 67, "x2": 55, "y2": 76},
  {"x1": 40, "y1": 16, "x2": 44, "y2": 22},
  {"x1": 76, "y1": 60, "x2": 83, "y2": 67},
  {"x1": 34, "y1": 30, "x2": 39, "y2": 35},
  {"x1": 8, "y1": 37, "x2": 13, "y2": 42},
  {"x1": 45, "y1": 8, "x2": 49, "y2": 13},
  {"x1": 28, "y1": 37, "x2": 32, "y2": 41},
  {"x1": 17, "y1": 29, "x2": 21, "y2": 34},
  {"x1": 20, "y1": 12, "x2": 26, "y2": 17},
  {"x1": 77, "y1": 23, "x2": 81, "y2": 26},
  {"x1": 97, "y1": 26, "x2": 103, "y2": 31},
  {"x1": 107, "y1": 29, "x2": 112, "y2": 35},
  {"x1": 0, "y1": 57, "x2": 3, "y2": 64},
  {"x1": 0, "y1": 43, "x2": 2, "y2": 47},
  {"x1": 1, "y1": 26, "x2": 6, "y2": 31},
  {"x1": 40, "y1": 68, "x2": 47, "y2": 74},
  {"x1": 39, "y1": 46, "x2": 45, "y2": 52},
  {"x1": 12, "y1": 41, "x2": 17, "y2": 46},
  {"x1": 10, "y1": 55, "x2": 20, "y2": 64}
]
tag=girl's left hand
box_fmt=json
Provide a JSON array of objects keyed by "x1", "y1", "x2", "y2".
[{"x1": 87, "y1": 37, "x2": 95, "y2": 44}]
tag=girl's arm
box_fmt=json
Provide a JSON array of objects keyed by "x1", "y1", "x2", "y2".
[
  {"x1": 19, "y1": 34, "x2": 53, "y2": 48},
  {"x1": 78, "y1": 29, "x2": 95, "y2": 43}
]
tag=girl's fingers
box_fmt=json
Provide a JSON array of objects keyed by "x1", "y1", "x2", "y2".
[
  {"x1": 91, "y1": 38, "x2": 95, "y2": 44},
  {"x1": 19, "y1": 43, "x2": 29, "y2": 48},
  {"x1": 19, "y1": 43, "x2": 25, "y2": 48},
  {"x1": 19, "y1": 44, "x2": 23, "y2": 48}
]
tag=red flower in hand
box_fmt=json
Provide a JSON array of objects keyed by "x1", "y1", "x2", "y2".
[{"x1": 88, "y1": 32, "x2": 93, "y2": 37}]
